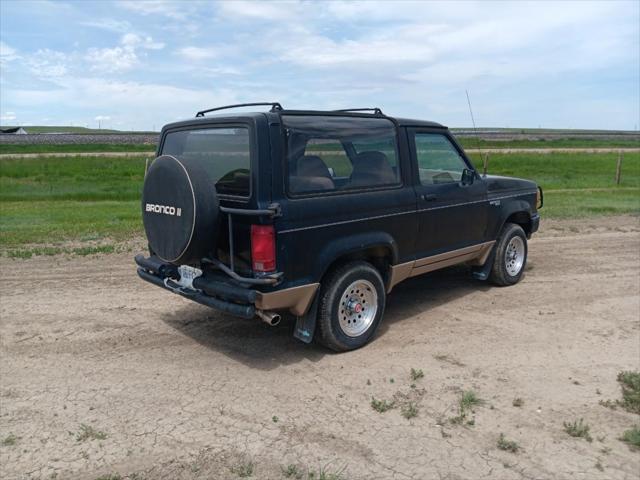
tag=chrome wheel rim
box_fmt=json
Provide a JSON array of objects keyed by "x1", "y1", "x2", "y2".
[
  {"x1": 505, "y1": 236, "x2": 525, "y2": 276},
  {"x1": 339, "y1": 280, "x2": 378, "y2": 337}
]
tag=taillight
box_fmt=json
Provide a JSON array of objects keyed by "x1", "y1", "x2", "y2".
[{"x1": 251, "y1": 224, "x2": 276, "y2": 272}]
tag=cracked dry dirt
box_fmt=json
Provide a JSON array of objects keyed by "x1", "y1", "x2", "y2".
[{"x1": 1, "y1": 216, "x2": 639, "y2": 480}]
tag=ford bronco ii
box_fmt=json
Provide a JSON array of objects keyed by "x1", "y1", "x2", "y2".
[{"x1": 135, "y1": 103, "x2": 542, "y2": 351}]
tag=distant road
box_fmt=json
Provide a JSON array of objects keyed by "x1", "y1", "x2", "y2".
[
  {"x1": 465, "y1": 147, "x2": 640, "y2": 154},
  {"x1": 0, "y1": 147, "x2": 639, "y2": 159}
]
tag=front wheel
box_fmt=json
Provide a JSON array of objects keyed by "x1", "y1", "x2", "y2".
[
  {"x1": 317, "y1": 261, "x2": 386, "y2": 352},
  {"x1": 489, "y1": 223, "x2": 528, "y2": 286}
]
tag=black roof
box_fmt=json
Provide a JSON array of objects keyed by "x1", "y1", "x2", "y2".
[
  {"x1": 392, "y1": 117, "x2": 445, "y2": 128},
  {"x1": 163, "y1": 106, "x2": 446, "y2": 131}
]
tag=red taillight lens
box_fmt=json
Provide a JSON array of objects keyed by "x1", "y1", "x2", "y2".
[{"x1": 251, "y1": 224, "x2": 276, "y2": 272}]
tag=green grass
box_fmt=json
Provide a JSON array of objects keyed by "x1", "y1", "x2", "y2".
[
  {"x1": 617, "y1": 371, "x2": 640, "y2": 414},
  {"x1": 497, "y1": 433, "x2": 520, "y2": 453},
  {"x1": 75, "y1": 423, "x2": 107, "y2": 442},
  {"x1": 472, "y1": 152, "x2": 640, "y2": 190},
  {"x1": 450, "y1": 390, "x2": 483, "y2": 425},
  {"x1": 1, "y1": 200, "x2": 140, "y2": 246},
  {"x1": 370, "y1": 397, "x2": 395, "y2": 413},
  {"x1": 230, "y1": 458, "x2": 255, "y2": 477},
  {"x1": 1, "y1": 433, "x2": 19, "y2": 446},
  {"x1": 475, "y1": 152, "x2": 640, "y2": 218},
  {"x1": 0, "y1": 151, "x2": 638, "y2": 250},
  {"x1": 541, "y1": 189, "x2": 640, "y2": 218},
  {"x1": 0, "y1": 125, "x2": 154, "y2": 134},
  {"x1": 401, "y1": 402, "x2": 419, "y2": 419},
  {"x1": 0, "y1": 155, "x2": 146, "y2": 202},
  {"x1": 0, "y1": 143, "x2": 155, "y2": 154},
  {"x1": 621, "y1": 425, "x2": 640, "y2": 448},
  {"x1": 457, "y1": 137, "x2": 639, "y2": 149},
  {"x1": 563, "y1": 418, "x2": 593, "y2": 442}
]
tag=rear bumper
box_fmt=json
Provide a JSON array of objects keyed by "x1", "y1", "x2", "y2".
[{"x1": 135, "y1": 255, "x2": 318, "y2": 318}]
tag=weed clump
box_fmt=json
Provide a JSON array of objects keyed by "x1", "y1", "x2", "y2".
[
  {"x1": 620, "y1": 425, "x2": 640, "y2": 449},
  {"x1": 370, "y1": 397, "x2": 394, "y2": 413},
  {"x1": 497, "y1": 433, "x2": 519, "y2": 453},
  {"x1": 76, "y1": 424, "x2": 107, "y2": 442},
  {"x1": 617, "y1": 371, "x2": 640, "y2": 414},
  {"x1": 401, "y1": 402, "x2": 419, "y2": 419},
  {"x1": 563, "y1": 418, "x2": 593, "y2": 442}
]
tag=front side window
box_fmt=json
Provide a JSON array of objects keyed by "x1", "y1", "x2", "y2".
[
  {"x1": 415, "y1": 133, "x2": 468, "y2": 185},
  {"x1": 161, "y1": 127, "x2": 251, "y2": 197},
  {"x1": 283, "y1": 115, "x2": 400, "y2": 194}
]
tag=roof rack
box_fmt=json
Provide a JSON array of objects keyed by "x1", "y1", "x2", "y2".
[
  {"x1": 332, "y1": 108, "x2": 384, "y2": 115},
  {"x1": 195, "y1": 102, "x2": 283, "y2": 117}
]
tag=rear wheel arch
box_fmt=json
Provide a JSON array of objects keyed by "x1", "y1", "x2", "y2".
[{"x1": 313, "y1": 232, "x2": 398, "y2": 285}]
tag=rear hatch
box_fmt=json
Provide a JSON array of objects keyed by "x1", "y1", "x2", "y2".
[{"x1": 156, "y1": 122, "x2": 257, "y2": 273}]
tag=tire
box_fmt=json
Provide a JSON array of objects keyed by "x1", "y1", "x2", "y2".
[
  {"x1": 489, "y1": 223, "x2": 528, "y2": 286},
  {"x1": 142, "y1": 155, "x2": 219, "y2": 265},
  {"x1": 317, "y1": 261, "x2": 386, "y2": 352}
]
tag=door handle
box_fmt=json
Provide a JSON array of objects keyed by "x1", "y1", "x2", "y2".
[{"x1": 422, "y1": 194, "x2": 437, "y2": 202}]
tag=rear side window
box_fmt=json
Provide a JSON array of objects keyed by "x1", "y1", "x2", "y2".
[
  {"x1": 283, "y1": 115, "x2": 400, "y2": 195},
  {"x1": 161, "y1": 127, "x2": 251, "y2": 197}
]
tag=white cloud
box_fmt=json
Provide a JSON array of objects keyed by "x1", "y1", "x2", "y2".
[
  {"x1": 85, "y1": 33, "x2": 164, "y2": 73},
  {"x1": 121, "y1": 33, "x2": 165, "y2": 50},
  {"x1": 8, "y1": 77, "x2": 241, "y2": 128},
  {"x1": 0, "y1": 41, "x2": 20, "y2": 64},
  {"x1": 26, "y1": 49, "x2": 69, "y2": 78},
  {"x1": 85, "y1": 45, "x2": 138, "y2": 73},
  {"x1": 117, "y1": 0, "x2": 191, "y2": 20},
  {"x1": 1, "y1": 111, "x2": 17, "y2": 121},
  {"x1": 217, "y1": 1, "x2": 302, "y2": 20},
  {"x1": 177, "y1": 46, "x2": 218, "y2": 61},
  {"x1": 80, "y1": 18, "x2": 131, "y2": 33}
]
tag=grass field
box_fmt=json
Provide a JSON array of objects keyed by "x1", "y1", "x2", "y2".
[
  {"x1": 0, "y1": 125, "x2": 154, "y2": 134},
  {"x1": 0, "y1": 152, "x2": 638, "y2": 253},
  {"x1": 457, "y1": 137, "x2": 639, "y2": 149},
  {"x1": 0, "y1": 143, "x2": 155, "y2": 154},
  {"x1": 0, "y1": 133, "x2": 637, "y2": 155}
]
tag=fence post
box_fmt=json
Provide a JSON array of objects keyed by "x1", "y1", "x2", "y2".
[
  {"x1": 615, "y1": 151, "x2": 622, "y2": 185},
  {"x1": 482, "y1": 153, "x2": 489, "y2": 176}
]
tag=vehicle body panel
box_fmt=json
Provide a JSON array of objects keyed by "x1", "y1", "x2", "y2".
[{"x1": 138, "y1": 108, "x2": 541, "y2": 333}]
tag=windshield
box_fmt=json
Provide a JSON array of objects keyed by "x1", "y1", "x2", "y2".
[{"x1": 161, "y1": 127, "x2": 251, "y2": 197}]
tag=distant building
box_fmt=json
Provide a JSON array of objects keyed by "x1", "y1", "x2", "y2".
[{"x1": 0, "y1": 127, "x2": 27, "y2": 134}]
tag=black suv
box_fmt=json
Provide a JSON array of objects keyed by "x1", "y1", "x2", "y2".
[{"x1": 136, "y1": 103, "x2": 542, "y2": 351}]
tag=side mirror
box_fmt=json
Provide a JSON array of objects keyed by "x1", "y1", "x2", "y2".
[{"x1": 461, "y1": 168, "x2": 475, "y2": 186}]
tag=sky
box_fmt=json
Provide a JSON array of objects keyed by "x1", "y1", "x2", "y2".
[{"x1": 0, "y1": 0, "x2": 638, "y2": 131}]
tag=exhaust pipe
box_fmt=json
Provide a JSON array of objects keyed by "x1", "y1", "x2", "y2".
[{"x1": 256, "y1": 310, "x2": 281, "y2": 326}]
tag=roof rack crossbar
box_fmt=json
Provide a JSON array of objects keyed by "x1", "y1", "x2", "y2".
[
  {"x1": 196, "y1": 102, "x2": 283, "y2": 117},
  {"x1": 332, "y1": 108, "x2": 384, "y2": 115}
]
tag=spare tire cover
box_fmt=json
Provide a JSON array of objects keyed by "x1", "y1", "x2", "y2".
[{"x1": 142, "y1": 155, "x2": 219, "y2": 265}]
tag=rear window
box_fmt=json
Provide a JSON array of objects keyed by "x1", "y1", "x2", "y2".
[
  {"x1": 283, "y1": 115, "x2": 399, "y2": 195},
  {"x1": 161, "y1": 127, "x2": 251, "y2": 197}
]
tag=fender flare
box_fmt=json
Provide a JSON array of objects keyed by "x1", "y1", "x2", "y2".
[
  {"x1": 494, "y1": 199, "x2": 534, "y2": 237},
  {"x1": 311, "y1": 231, "x2": 399, "y2": 283}
]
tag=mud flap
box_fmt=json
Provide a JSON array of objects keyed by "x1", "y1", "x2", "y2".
[
  {"x1": 293, "y1": 291, "x2": 319, "y2": 344},
  {"x1": 471, "y1": 246, "x2": 497, "y2": 281}
]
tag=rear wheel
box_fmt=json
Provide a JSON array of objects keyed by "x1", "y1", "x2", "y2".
[
  {"x1": 489, "y1": 223, "x2": 528, "y2": 286},
  {"x1": 317, "y1": 261, "x2": 386, "y2": 352}
]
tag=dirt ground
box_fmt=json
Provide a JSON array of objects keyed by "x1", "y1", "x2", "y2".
[{"x1": 1, "y1": 216, "x2": 639, "y2": 480}]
